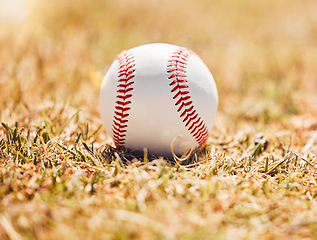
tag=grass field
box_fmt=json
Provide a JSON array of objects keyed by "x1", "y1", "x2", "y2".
[{"x1": 1, "y1": 0, "x2": 317, "y2": 239}]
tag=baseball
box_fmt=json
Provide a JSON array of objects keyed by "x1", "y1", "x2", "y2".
[{"x1": 99, "y1": 43, "x2": 218, "y2": 157}]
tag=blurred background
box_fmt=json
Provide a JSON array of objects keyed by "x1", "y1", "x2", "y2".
[{"x1": 0, "y1": 0, "x2": 316, "y2": 136}]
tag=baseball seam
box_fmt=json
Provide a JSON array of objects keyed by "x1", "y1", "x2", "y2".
[
  {"x1": 112, "y1": 51, "x2": 135, "y2": 148},
  {"x1": 167, "y1": 47, "x2": 209, "y2": 146}
]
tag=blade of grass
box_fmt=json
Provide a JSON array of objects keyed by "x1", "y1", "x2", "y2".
[{"x1": 59, "y1": 110, "x2": 80, "y2": 135}]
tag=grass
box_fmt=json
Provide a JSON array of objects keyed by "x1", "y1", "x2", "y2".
[{"x1": 1, "y1": 0, "x2": 317, "y2": 239}]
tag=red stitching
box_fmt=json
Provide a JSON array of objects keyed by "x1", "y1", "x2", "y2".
[
  {"x1": 167, "y1": 47, "x2": 209, "y2": 146},
  {"x1": 112, "y1": 51, "x2": 135, "y2": 148}
]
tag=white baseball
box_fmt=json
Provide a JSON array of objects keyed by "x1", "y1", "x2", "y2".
[{"x1": 99, "y1": 43, "x2": 218, "y2": 157}]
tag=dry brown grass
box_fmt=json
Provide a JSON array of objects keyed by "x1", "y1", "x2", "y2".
[{"x1": 1, "y1": 0, "x2": 317, "y2": 239}]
